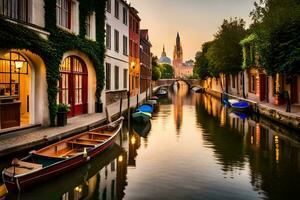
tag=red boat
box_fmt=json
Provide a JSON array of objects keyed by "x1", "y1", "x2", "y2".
[{"x1": 2, "y1": 117, "x2": 124, "y2": 191}]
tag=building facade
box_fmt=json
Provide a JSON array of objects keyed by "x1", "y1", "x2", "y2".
[
  {"x1": 173, "y1": 33, "x2": 183, "y2": 78},
  {"x1": 129, "y1": 6, "x2": 140, "y2": 97},
  {"x1": 0, "y1": 0, "x2": 106, "y2": 130},
  {"x1": 139, "y1": 29, "x2": 152, "y2": 93},
  {"x1": 105, "y1": 0, "x2": 130, "y2": 105}
]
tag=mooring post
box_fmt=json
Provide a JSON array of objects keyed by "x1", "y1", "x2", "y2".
[
  {"x1": 136, "y1": 94, "x2": 139, "y2": 109},
  {"x1": 127, "y1": 91, "x2": 130, "y2": 120},
  {"x1": 119, "y1": 98, "x2": 123, "y2": 117},
  {"x1": 146, "y1": 89, "x2": 148, "y2": 101}
]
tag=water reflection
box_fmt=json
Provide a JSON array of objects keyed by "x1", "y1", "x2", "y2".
[
  {"x1": 196, "y1": 93, "x2": 300, "y2": 199},
  {"x1": 1, "y1": 86, "x2": 300, "y2": 200}
]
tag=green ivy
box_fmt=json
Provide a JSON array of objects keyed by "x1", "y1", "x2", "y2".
[
  {"x1": 0, "y1": 0, "x2": 107, "y2": 126},
  {"x1": 240, "y1": 34, "x2": 257, "y2": 69}
]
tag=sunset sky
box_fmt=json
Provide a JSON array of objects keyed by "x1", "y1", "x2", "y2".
[{"x1": 128, "y1": 0, "x2": 255, "y2": 61}]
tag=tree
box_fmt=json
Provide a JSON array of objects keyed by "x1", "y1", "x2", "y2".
[
  {"x1": 250, "y1": 0, "x2": 300, "y2": 112},
  {"x1": 160, "y1": 63, "x2": 174, "y2": 79},
  {"x1": 193, "y1": 41, "x2": 214, "y2": 80},
  {"x1": 152, "y1": 55, "x2": 161, "y2": 81},
  {"x1": 206, "y1": 18, "x2": 246, "y2": 75}
]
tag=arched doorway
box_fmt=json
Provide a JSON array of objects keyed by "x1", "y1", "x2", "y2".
[
  {"x1": 59, "y1": 56, "x2": 88, "y2": 117},
  {"x1": 0, "y1": 51, "x2": 31, "y2": 128}
]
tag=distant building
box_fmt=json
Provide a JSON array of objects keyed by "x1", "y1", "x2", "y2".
[
  {"x1": 172, "y1": 33, "x2": 194, "y2": 78},
  {"x1": 159, "y1": 45, "x2": 171, "y2": 65},
  {"x1": 140, "y1": 29, "x2": 152, "y2": 93},
  {"x1": 180, "y1": 60, "x2": 194, "y2": 78},
  {"x1": 173, "y1": 32, "x2": 183, "y2": 78},
  {"x1": 105, "y1": 0, "x2": 130, "y2": 105},
  {"x1": 129, "y1": 6, "x2": 141, "y2": 97}
]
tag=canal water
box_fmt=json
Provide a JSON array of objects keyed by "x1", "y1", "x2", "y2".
[{"x1": 1, "y1": 82, "x2": 300, "y2": 200}]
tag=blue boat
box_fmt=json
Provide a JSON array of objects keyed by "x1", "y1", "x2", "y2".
[
  {"x1": 231, "y1": 101, "x2": 250, "y2": 111},
  {"x1": 223, "y1": 98, "x2": 250, "y2": 111},
  {"x1": 137, "y1": 104, "x2": 154, "y2": 113}
]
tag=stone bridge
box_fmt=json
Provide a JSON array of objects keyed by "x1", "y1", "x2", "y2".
[{"x1": 153, "y1": 79, "x2": 204, "y2": 89}]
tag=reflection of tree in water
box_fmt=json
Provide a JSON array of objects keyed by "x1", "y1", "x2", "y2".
[
  {"x1": 196, "y1": 93, "x2": 300, "y2": 199},
  {"x1": 195, "y1": 94, "x2": 247, "y2": 174}
]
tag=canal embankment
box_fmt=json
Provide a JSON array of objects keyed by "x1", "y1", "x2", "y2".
[
  {"x1": 206, "y1": 89, "x2": 300, "y2": 131},
  {"x1": 0, "y1": 91, "x2": 153, "y2": 157}
]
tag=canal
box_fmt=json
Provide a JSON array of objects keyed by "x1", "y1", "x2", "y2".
[{"x1": 1, "y1": 82, "x2": 300, "y2": 200}]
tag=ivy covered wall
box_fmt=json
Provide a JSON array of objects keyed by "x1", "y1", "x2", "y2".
[{"x1": 0, "y1": 0, "x2": 107, "y2": 126}]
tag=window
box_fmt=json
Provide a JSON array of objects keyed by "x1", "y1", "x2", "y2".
[
  {"x1": 56, "y1": 0, "x2": 71, "y2": 29},
  {"x1": 86, "y1": 14, "x2": 91, "y2": 38},
  {"x1": 106, "y1": 63, "x2": 111, "y2": 90},
  {"x1": 250, "y1": 74, "x2": 256, "y2": 93},
  {"x1": 106, "y1": 24, "x2": 111, "y2": 49},
  {"x1": 114, "y1": 66, "x2": 119, "y2": 90},
  {"x1": 0, "y1": 52, "x2": 29, "y2": 97},
  {"x1": 114, "y1": 30, "x2": 119, "y2": 52},
  {"x1": 114, "y1": 0, "x2": 119, "y2": 19},
  {"x1": 123, "y1": 7, "x2": 127, "y2": 25},
  {"x1": 123, "y1": 35, "x2": 128, "y2": 56},
  {"x1": 0, "y1": 0, "x2": 32, "y2": 23},
  {"x1": 123, "y1": 69, "x2": 128, "y2": 89},
  {"x1": 106, "y1": 0, "x2": 111, "y2": 13}
]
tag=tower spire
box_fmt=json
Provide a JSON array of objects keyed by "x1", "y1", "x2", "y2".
[{"x1": 161, "y1": 45, "x2": 166, "y2": 57}]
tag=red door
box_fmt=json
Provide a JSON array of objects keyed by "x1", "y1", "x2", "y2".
[
  {"x1": 259, "y1": 74, "x2": 266, "y2": 101},
  {"x1": 59, "y1": 56, "x2": 88, "y2": 117}
]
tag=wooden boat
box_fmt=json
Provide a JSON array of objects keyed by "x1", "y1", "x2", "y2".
[
  {"x1": 137, "y1": 104, "x2": 154, "y2": 113},
  {"x1": 133, "y1": 121, "x2": 151, "y2": 138},
  {"x1": 156, "y1": 88, "x2": 168, "y2": 96},
  {"x1": 6, "y1": 144, "x2": 123, "y2": 200},
  {"x1": 192, "y1": 86, "x2": 205, "y2": 93},
  {"x1": 2, "y1": 117, "x2": 124, "y2": 191},
  {"x1": 132, "y1": 111, "x2": 151, "y2": 123},
  {"x1": 150, "y1": 96, "x2": 159, "y2": 100}
]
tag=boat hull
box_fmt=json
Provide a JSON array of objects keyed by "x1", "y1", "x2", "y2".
[{"x1": 3, "y1": 131, "x2": 118, "y2": 191}]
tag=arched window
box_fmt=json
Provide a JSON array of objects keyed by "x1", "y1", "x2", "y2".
[{"x1": 59, "y1": 56, "x2": 88, "y2": 117}]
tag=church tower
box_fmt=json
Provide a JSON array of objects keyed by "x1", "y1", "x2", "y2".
[{"x1": 173, "y1": 32, "x2": 183, "y2": 77}]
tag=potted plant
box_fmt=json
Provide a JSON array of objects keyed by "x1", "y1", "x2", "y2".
[
  {"x1": 95, "y1": 100, "x2": 103, "y2": 113},
  {"x1": 57, "y1": 103, "x2": 70, "y2": 126}
]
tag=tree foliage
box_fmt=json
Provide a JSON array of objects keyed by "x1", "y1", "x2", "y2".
[
  {"x1": 160, "y1": 63, "x2": 174, "y2": 79},
  {"x1": 151, "y1": 56, "x2": 161, "y2": 81},
  {"x1": 250, "y1": 0, "x2": 300, "y2": 78},
  {"x1": 206, "y1": 18, "x2": 246, "y2": 75},
  {"x1": 193, "y1": 41, "x2": 213, "y2": 80}
]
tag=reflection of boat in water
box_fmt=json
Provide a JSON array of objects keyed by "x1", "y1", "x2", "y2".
[
  {"x1": 229, "y1": 110, "x2": 248, "y2": 120},
  {"x1": 6, "y1": 144, "x2": 125, "y2": 200},
  {"x1": 132, "y1": 121, "x2": 152, "y2": 138},
  {"x1": 2, "y1": 117, "x2": 124, "y2": 191}
]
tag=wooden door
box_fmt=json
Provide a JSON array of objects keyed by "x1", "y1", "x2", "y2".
[
  {"x1": 59, "y1": 56, "x2": 88, "y2": 117},
  {"x1": 259, "y1": 74, "x2": 266, "y2": 101}
]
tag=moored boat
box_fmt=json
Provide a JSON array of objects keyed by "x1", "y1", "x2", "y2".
[
  {"x1": 132, "y1": 111, "x2": 151, "y2": 123},
  {"x1": 137, "y1": 104, "x2": 154, "y2": 113},
  {"x1": 2, "y1": 117, "x2": 124, "y2": 191},
  {"x1": 223, "y1": 98, "x2": 250, "y2": 111},
  {"x1": 156, "y1": 88, "x2": 168, "y2": 96},
  {"x1": 132, "y1": 121, "x2": 152, "y2": 138}
]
